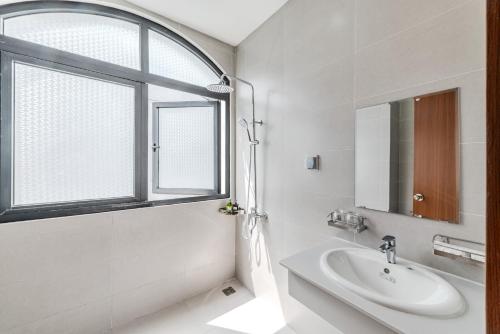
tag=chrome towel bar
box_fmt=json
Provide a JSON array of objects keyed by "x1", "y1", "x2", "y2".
[{"x1": 433, "y1": 235, "x2": 485, "y2": 264}]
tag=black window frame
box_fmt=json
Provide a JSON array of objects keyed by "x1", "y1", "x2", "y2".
[{"x1": 0, "y1": 1, "x2": 231, "y2": 223}]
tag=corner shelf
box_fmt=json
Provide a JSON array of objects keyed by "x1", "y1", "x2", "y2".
[{"x1": 218, "y1": 208, "x2": 245, "y2": 216}]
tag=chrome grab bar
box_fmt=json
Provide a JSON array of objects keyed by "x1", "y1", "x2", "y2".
[{"x1": 433, "y1": 235, "x2": 485, "y2": 264}]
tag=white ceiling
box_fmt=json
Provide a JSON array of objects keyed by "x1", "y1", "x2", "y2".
[{"x1": 126, "y1": 0, "x2": 288, "y2": 46}]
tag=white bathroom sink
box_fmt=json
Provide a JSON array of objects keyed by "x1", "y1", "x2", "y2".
[{"x1": 320, "y1": 248, "x2": 465, "y2": 317}]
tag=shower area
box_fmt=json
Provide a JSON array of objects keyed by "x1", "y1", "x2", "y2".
[{"x1": 207, "y1": 74, "x2": 268, "y2": 239}]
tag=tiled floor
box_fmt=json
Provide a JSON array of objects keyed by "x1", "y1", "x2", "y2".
[{"x1": 115, "y1": 279, "x2": 295, "y2": 334}]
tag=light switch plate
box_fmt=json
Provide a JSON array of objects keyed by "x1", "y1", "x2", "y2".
[{"x1": 305, "y1": 155, "x2": 320, "y2": 170}]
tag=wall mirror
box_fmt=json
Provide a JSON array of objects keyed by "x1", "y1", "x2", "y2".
[{"x1": 355, "y1": 89, "x2": 459, "y2": 224}]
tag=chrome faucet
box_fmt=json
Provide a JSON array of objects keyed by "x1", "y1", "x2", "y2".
[{"x1": 379, "y1": 235, "x2": 396, "y2": 264}]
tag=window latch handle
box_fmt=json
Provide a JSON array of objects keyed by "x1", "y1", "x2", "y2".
[{"x1": 152, "y1": 144, "x2": 160, "y2": 152}]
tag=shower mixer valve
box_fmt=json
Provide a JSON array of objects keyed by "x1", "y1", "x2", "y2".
[{"x1": 249, "y1": 207, "x2": 268, "y2": 222}]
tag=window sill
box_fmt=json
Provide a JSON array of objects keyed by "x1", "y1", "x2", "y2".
[{"x1": 0, "y1": 194, "x2": 230, "y2": 224}]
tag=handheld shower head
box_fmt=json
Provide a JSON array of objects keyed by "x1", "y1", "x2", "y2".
[
  {"x1": 238, "y1": 118, "x2": 249, "y2": 129},
  {"x1": 238, "y1": 118, "x2": 259, "y2": 145},
  {"x1": 238, "y1": 118, "x2": 252, "y2": 143}
]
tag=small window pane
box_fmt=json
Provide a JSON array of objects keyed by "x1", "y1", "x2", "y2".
[
  {"x1": 4, "y1": 13, "x2": 140, "y2": 69},
  {"x1": 156, "y1": 104, "x2": 216, "y2": 191},
  {"x1": 149, "y1": 30, "x2": 219, "y2": 87},
  {"x1": 13, "y1": 62, "x2": 136, "y2": 206},
  {"x1": 147, "y1": 85, "x2": 224, "y2": 202}
]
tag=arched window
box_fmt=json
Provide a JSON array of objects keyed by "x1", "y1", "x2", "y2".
[{"x1": 0, "y1": 2, "x2": 230, "y2": 222}]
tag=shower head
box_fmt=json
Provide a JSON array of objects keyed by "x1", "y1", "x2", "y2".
[
  {"x1": 206, "y1": 79, "x2": 234, "y2": 94},
  {"x1": 238, "y1": 118, "x2": 253, "y2": 144},
  {"x1": 238, "y1": 118, "x2": 249, "y2": 129},
  {"x1": 238, "y1": 118, "x2": 259, "y2": 145}
]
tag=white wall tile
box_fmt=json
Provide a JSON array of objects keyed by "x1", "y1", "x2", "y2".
[
  {"x1": 110, "y1": 201, "x2": 236, "y2": 327},
  {"x1": 284, "y1": 57, "x2": 354, "y2": 112},
  {"x1": 112, "y1": 207, "x2": 187, "y2": 258},
  {"x1": 0, "y1": 261, "x2": 111, "y2": 331},
  {"x1": 283, "y1": 0, "x2": 355, "y2": 73},
  {"x1": 5, "y1": 299, "x2": 112, "y2": 334},
  {"x1": 235, "y1": 0, "x2": 485, "y2": 333},
  {"x1": 461, "y1": 142, "x2": 486, "y2": 216},
  {"x1": 355, "y1": 0, "x2": 473, "y2": 50},
  {"x1": 111, "y1": 240, "x2": 186, "y2": 294},
  {"x1": 112, "y1": 274, "x2": 188, "y2": 328},
  {"x1": 183, "y1": 258, "x2": 235, "y2": 300},
  {"x1": 0, "y1": 213, "x2": 112, "y2": 287},
  {"x1": 0, "y1": 214, "x2": 113, "y2": 331},
  {"x1": 355, "y1": 0, "x2": 485, "y2": 100}
]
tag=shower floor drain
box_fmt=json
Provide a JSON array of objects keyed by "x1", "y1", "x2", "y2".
[{"x1": 222, "y1": 287, "x2": 236, "y2": 296}]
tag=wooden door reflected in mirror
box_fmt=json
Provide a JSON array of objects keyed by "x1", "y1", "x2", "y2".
[{"x1": 413, "y1": 90, "x2": 458, "y2": 223}]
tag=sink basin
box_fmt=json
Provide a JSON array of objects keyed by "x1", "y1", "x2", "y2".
[{"x1": 320, "y1": 248, "x2": 465, "y2": 317}]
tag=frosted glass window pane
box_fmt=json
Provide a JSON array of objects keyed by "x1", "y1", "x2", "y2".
[
  {"x1": 149, "y1": 30, "x2": 219, "y2": 87},
  {"x1": 13, "y1": 62, "x2": 135, "y2": 206},
  {"x1": 147, "y1": 85, "x2": 220, "y2": 202},
  {"x1": 158, "y1": 106, "x2": 215, "y2": 190},
  {"x1": 4, "y1": 13, "x2": 140, "y2": 69}
]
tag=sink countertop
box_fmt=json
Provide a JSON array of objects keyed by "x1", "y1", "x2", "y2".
[{"x1": 280, "y1": 237, "x2": 485, "y2": 334}]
